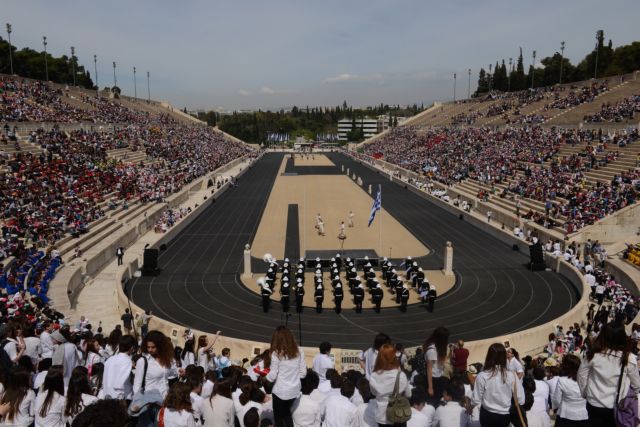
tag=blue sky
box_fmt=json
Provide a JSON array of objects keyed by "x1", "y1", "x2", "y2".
[{"x1": 3, "y1": 1, "x2": 639, "y2": 110}]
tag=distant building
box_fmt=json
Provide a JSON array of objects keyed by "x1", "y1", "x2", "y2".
[{"x1": 338, "y1": 116, "x2": 390, "y2": 141}]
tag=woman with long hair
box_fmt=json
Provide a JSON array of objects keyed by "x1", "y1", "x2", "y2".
[
  {"x1": 552, "y1": 354, "x2": 588, "y2": 427},
  {"x1": 265, "y1": 326, "x2": 306, "y2": 427},
  {"x1": 369, "y1": 343, "x2": 412, "y2": 427},
  {"x1": 34, "y1": 365, "x2": 66, "y2": 427},
  {"x1": 577, "y1": 322, "x2": 640, "y2": 426},
  {"x1": 159, "y1": 382, "x2": 195, "y2": 427},
  {"x1": 0, "y1": 366, "x2": 36, "y2": 426},
  {"x1": 181, "y1": 338, "x2": 196, "y2": 367},
  {"x1": 471, "y1": 343, "x2": 524, "y2": 427},
  {"x1": 64, "y1": 366, "x2": 98, "y2": 425},
  {"x1": 423, "y1": 326, "x2": 449, "y2": 403},
  {"x1": 133, "y1": 330, "x2": 178, "y2": 398},
  {"x1": 83, "y1": 338, "x2": 103, "y2": 375},
  {"x1": 196, "y1": 333, "x2": 220, "y2": 371},
  {"x1": 201, "y1": 378, "x2": 235, "y2": 427}
]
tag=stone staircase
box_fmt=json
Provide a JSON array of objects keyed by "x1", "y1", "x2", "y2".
[{"x1": 107, "y1": 147, "x2": 149, "y2": 164}]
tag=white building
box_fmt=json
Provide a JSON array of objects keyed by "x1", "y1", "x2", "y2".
[{"x1": 337, "y1": 117, "x2": 388, "y2": 141}]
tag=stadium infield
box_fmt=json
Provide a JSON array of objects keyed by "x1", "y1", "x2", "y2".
[{"x1": 129, "y1": 152, "x2": 580, "y2": 349}]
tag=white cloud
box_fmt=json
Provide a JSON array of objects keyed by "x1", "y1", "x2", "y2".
[
  {"x1": 324, "y1": 73, "x2": 360, "y2": 83},
  {"x1": 238, "y1": 89, "x2": 252, "y2": 96},
  {"x1": 259, "y1": 86, "x2": 276, "y2": 95}
]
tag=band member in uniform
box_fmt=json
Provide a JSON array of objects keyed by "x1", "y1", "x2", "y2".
[
  {"x1": 354, "y1": 283, "x2": 365, "y2": 313},
  {"x1": 371, "y1": 284, "x2": 383, "y2": 313},
  {"x1": 394, "y1": 277, "x2": 404, "y2": 304},
  {"x1": 387, "y1": 269, "x2": 399, "y2": 292},
  {"x1": 412, "y1": 267, "x2": 425, "y2": 288},
  {"x1": 314, "y1": 285, "x2": 324, "y2": 313},
  {"x1": 334, "y1": 284, "x2": 344, "y2": 314},
  {"x1": 260, "y1": 279, "x2": 272, "y2": 313},
  {"x1": 265, "y1": 267, "x2": 276, "y2": 290},
  {"x1": 381, "y1": 257, "x2": 390, "y2": 277},
  {"x1": 331, "y1": 275, "x2": 342, "y2": 289},
  {"x1": 400, "y1": 284, "x2": 410, "y2": 312},
  {"x1": 406, "y1": 262, "x2": 418, "y2": 281},
  {"x1": 335, "y1": 253, "x2": 342, "y2": 270},
  {"x1": 295, "y1": 268, "x2": 305, "y2": 284},
  {"x1": 280, "y1": 279, "x2": 290, "y2": 313},
  {"x1": 419, "y1": 279, "x2": 429, "y2": 304},
  {"x1": 295, "y1": 280, "x2": 305, "y2": 313},
  {"x1": 403, "y1": 256, "x2": 413, "y2": 272},
  {"x1": 427, "y1": 284, "x2": 437, "y2": 313},
  {"x1": 297, "y1": 257, "x2": 306, "y2": 271}
]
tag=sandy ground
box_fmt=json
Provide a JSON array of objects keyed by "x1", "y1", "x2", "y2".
[
  {"x1": 246, "y1": 154, "x2": 451, "y2": 308},
  {"x1": 252, "y1": 155, "x2": 429, "y2": 260}
]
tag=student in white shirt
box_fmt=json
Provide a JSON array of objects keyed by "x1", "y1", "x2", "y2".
[
  {"x1": 64, "y1": 366, "x2": 98, "y2": 425},
  {"x1": 529, "y1": 367, "x2": 551, "y2": 427},
  {"x1": 359, "y1": 333, "x2": 390, "y2": 380},
  {"x1": 311, "y1": 341, "x2": 334, "y2": 385},
  {"x1": 200, "y1": 371, "x2": 216, "y2": 399},
  {"x1": 292, "y1": 369, "x2": 322, "y2": 427},
  {"x1": 424, "y1": 327, "x2": 450, "y2": 403},
  {"x1": 265, "y1": 326, "x2": 307, "y2": 427},
  {"x1": 134, "y1": 331, "x2": 180, "y2": 399},
  {"x1": 0, "y1": 366, "x2": 36, "y2": 427},
  {"x1": 103, "y1": 335, "x2": 136, "y2": 399},
  {"x1": 406, "y1": 390, "x2": 432, "y2": 427},
  {"x1": 201, "y1": 378, "x2": 235, "y2": 427},
  {"x1": 471, "y1": 343, "x2": 524, "y2": 427},
  {"x1": 159, "y1": 382, "x2": 196, "y2": 427},
  {"x1": 552, "y1": 354, "x2": 588, "y2": 427},
  {"x1": 34, "y1": 365, "x2": 67, "y2": 427},
  {"x1": 196, "y1": 332, "x2": 221, "y2": 371},
  {"x1": 3, "y1": 322, "x2": 26, "y2": 364},
  {"x1": 506, "y1": 348, "x2": 524, "y2": 380},
  {"x1": 369, "y1": 344, "x2": 412, "y2": 426},
  {"x1": 322, "y1": 381, "x2": 358, "y2": 427},
  {"x1": 577, "y1": 322, "x2": 640, "y2": 426},
  {"x1": 433, "y1": 381, "x2": 469, "y2": 427},
  {"x1": 188, "y1": 375, "x2": 205, "y2": 426},
  {"x1": 39, "y1": 321, "x2": 56, "y2": 359},
  {"x1": 181, "y1": 339, "x2": 196, "y2": 367}
]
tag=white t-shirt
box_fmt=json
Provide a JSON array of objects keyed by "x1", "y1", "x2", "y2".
[
  {"x1": 161, "y1": 408, "x2": 196, "y2": 427},
  {"x1": 265, "y1": 348, "x2": 307, "y2": 400},
  {"x1": 359, "y1": 348, "x2": 377, "y2": 380},
  {"x1": 312, "y1": 353, "x2": 334, "y2": 383},
  {"x1": 425, "y1": 344, "x2": 444, "y2": 378},
  {"x1": 65, "y1": 393, "x2": 99, "y2": 425},
  {"x1": 34, "y1": 390, "x2": 66, "y2": 427},
  {"x1": 1, "y1": 389, "x2": 36, "y2": 426}
]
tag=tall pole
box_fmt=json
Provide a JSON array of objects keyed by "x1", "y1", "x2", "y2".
[
  {"x1": 467, "y1": 68, "x2": 471, "y2": 99},
  {"x1": 6, "y1": 23, "x2": 13, "y2": 75},
  {"x1": 133, "y1": 67, "x2": 137, "y2": 100},
  {"x1": 112, "y1": 61, "x2": 117, "y2": 87},
  {"x1": 453, "y1": 73, "x2": 457, "y2": 102},
  {"x1": 146, "y1": 71, "x2": 150, "y2": 102},
  {"x1": 559, "y1": 41, "x2": 565, "y2": 85},
  {"x1": 93, "y1": 55, "x2": 98, "y2": 93},
  {"x1": 70, "y1": 46, "x2": 76, "y2": 86},
  {"x1": 594, "y1": 31, "x2": 601, "y2": 79},
  {"x1": 531, "y1": 50, "x2": 536, "y2": 89},
  {"x1": 43, "y1": 36, "x2": 48, "y2": 81},
  {"x1": 508, "y1": 58, "x2": 512, "y2": 91}
]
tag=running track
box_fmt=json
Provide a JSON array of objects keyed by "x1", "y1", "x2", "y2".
[{"x1": 129, "y1": 153, "x2": 580, "y2": 349}]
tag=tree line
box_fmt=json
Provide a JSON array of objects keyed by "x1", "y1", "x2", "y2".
[
  {"x1": 200, "y1": 103, "x2": 422, "y2": 144},
  {"x1": 475, "y1": 30, "x2": 640, "y2": 94},
  {"x1": 0, "y1": 37, "x2": 95, "y2": 89}
]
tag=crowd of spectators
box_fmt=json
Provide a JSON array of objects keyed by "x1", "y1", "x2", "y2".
[
  {"x1": 544, "y1": 82, "x2": 609, "y2": 111},
  {"x1": 584, "y1": 94, "x2": 640, "y2": 123},
  {"x1": 0, "y1": 76, "x2": 253, "y2": 314},
  {"x1": 365, "y1": 125, "x2": 639, "y2": 232}
]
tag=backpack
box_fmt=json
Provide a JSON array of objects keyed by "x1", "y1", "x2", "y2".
[
  {"x1": 0, "y1": 339, "x2": 13, "y2": 379},
  {"x1": 386, "y1": 370, "x2": 411, "y2": 423}
]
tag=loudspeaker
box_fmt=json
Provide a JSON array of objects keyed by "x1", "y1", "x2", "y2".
[
  {"x1": 142, "y1": 249, "x2": 160, "y2": 276},
  {"x1": 528, "y1": 242, "x2": 546, "y2": 271}
]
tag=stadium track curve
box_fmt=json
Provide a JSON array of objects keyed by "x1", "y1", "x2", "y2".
[{"x1": 129, "y1": 152, "x2": 580, "y2": 349}]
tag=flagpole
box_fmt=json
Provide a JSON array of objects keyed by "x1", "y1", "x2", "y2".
[{"x1": 379, "y1": 184, "x2": 382, "y2": 257}]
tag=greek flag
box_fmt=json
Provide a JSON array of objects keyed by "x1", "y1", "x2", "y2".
[{"x1": 368, "y1": 186, "x2": 382, "y2": 227}]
